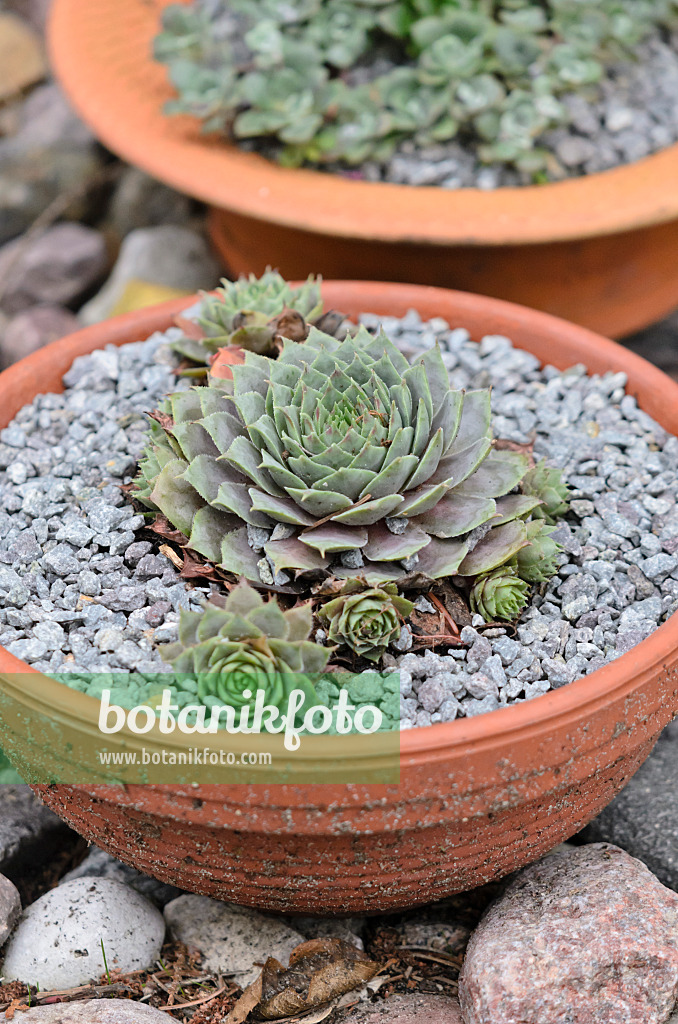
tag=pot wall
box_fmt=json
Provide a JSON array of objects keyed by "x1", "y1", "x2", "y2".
[
  {"x1": 0, "y1": 282, "x2": 674, "y2": 913},
  {"x1": 209, "y1": 209, "x2": 678, "y2": 339}
]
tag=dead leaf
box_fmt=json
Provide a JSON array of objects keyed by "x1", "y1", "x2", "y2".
[
  {"x1": 494, "y1": 437, "x2": 535, "y2": 467},
  {"x1": 257, "y1": 939, "x2": 380, "y2": 1021},
  {"x1": 173, "y1": 314, "x2": 207, "y2": 341},
  {"x1": 5, "y1": 996, "x2": 21, "y2": 1019},
  {"x1": 311, "y1": 577, "x2": 347, "y2": 599},
  {"x1": 313, "y1": 310, "x2": 348, "y2": 337},
  {"x1": 159, "y1": 543, "x2": 184, "y2": 571},
  {"x1": 149, "y1": 514, "x2": 189, "y2": 547},
  {"x1": 148, "y1": 409, "x2": 174, "y2": 431},
  {"x1": 180, "y1": 549, "x2": 228, "y2": 583},
  {"x1": 271, "y1": 1001, "x2": 338, "y2": 1024},
  {"x1": 210, "y1": 345, "x2": 247, "y2": 381},
  {"x1": 223, "y1": 975, "x2": 263, "y2": 1024},
  {"x1": 432, "y1": 581, "x2": 472, "y2": 630},
  {"x1": 270, "y1": 308, "x2": 309, "y2": 343}
]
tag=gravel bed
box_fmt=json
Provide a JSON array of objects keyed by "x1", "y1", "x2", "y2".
[
  {"x1": 248, "y1": 33, "x2": 678, "y2": 188},
  {"x1": 0, "y1": 312, "x2": 676, "y2": 728}
]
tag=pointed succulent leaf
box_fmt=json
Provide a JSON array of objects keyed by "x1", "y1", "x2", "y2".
[
  {"x1": 493, "y1": 493, "x2": 543, "y2": 524},
  {"x1": 413, "y1": 493, "x2": 497, "y2": 539},
  {"x1": 150, "y1": 459, "x2": 203, "y2": 537},
  {"x1": 282, "y1": 602, "x2": 314, "y2": 641},
  {"x1": 189, "y1": 505, "x2": 242, "y2": 562},
  {"x1": 220, "y1": 526, "x2": 266, "y2": 582},
  {"x1": 458, "y1": 520, "x2": 528, "y2": 576},
  {"x1": 413, "y1": 537, "x2": 469, "y2": 579},
  {"x1": 363, "y1": 522, "x2": 431, "y2": 562},
  {"x1": 299, "y1": 523, "x2": 368, "y2": 556},
  {"x1": 264, "y1": 537, "x2": 329, "y2": 573}
]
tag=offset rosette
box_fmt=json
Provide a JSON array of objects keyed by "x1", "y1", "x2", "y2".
[
  {"x1": 161, "y1": 581, "x2": 329, "y2": 710},
  {"x1": 318, "y1": 580, "x2": 414, "y2": 662},
  {"x1": 137, "y1": 325, "x2": 542, "y2": 586},
  {"x1": 172, "y1": 269, "x2": 348, "y2": 366},
  {"x1": 470, "y1": 566, "x2": 530, "y2": 622}
]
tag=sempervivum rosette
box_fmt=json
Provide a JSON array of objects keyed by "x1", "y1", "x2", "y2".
[
  {"x1": 136, "y1": 325, "x2": 543, "y2": 588},
  {"x1": 317, "y1": 580, "x2": 414, "y2": 663},
  {"x1": 161, "y1": 581, "x2": 329, "y2": 710}
]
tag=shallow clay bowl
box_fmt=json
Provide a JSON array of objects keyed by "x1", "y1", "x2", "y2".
[{"x1": 0, "y1": 282, "x2": 676, "y2": 913}]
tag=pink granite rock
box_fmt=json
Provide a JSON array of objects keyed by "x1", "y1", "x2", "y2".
[
  {"x1": 0, "y1": 304, "x2": 79, "y2": 368},
  {"x1": 459, "y1": 844, "x2": 678, "y2": 1024},
  {"x1": 339, "y1": 993, "x2": 463, "y2": 1024}
]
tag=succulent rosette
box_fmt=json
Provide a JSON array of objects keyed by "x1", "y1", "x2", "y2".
[
  {"x1": 173, "y1": 270, "x2": 347, "y2": 365},
  {"x1": 470, "y1": 566, "x2": 530, "y2": 622},
  {"x1": 161, "y1": 581, "x2": 330, "y2": 711},
  {"x1": 512, "y1": 519, "x2": 562, "y2": 583},
  {"x1": 521, "y1": 461, "x2": 570, "y2": 524},
  {"x1": 318, "y1": 580, "x2": 414, "y2": 662},
  {"x1": 136, "y1": 324, "x2": 543, "y2": 589}
]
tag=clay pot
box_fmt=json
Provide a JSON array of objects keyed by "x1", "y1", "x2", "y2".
[
  {"x1": 1, "y1": 281, "x2": 677, "y2": 914},
  {"x1": 48, "y1": 0, "x2": 678, "y2": 338}
]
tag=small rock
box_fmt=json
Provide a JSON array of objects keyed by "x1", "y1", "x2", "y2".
[
  {"x1": 291, "y1": 915, "x2": 366, "y2": 950},
  {"x1": 0, "y1": 84, "x2": 102, "y2": 245},
  {"x1": 0, "y1": 787, "x2": 76, "y2": 893},
  {"x1": 336, "y1": 993, "x2": 463, "y2": 1024},
  {"x1": 0, "y1": 224, "x2": 108, "y2": 316},
  {"x1": 43, "y1": 544, "x2": 80, "y2": 576},
  {"x1": 164, "y1": 894, "x2": 305, "y2": 989},
  {"x1": 555, "y1": 135, "x2": 597, "y2": 167},
  {"x1": 2, "y1": 878, "x2": 165, "y2": 989},
  {"x1": 0, "y1": 872, "x2": 21, "y2": 946},
  {"x1": 459, "y1": 844, "x2": 678, "y2": 1024},
  {"x1": 0, "y1": 13, "x2": 46, "y2": 102},
  {"x1": 108, "y1": 167, "x2": 194, "y2": 238},
  {"x1": 14, "y1": 1001, "x2": 177, "y2": 1023},
  {"x1": 59, "y1": 847, "x2": 182, "y2": 909},
  {"x1": 0, "y1": 306, "x2": 80, "y2": 370},
  {"x1": 79, "y1": 227, "x2": 219, "y2": 325}
]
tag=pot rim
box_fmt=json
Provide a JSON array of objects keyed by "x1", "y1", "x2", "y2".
[
  {"x1": 49, "y1": 0, "x2": 678, "y2": 248},
  {"x1": 1, "y1": 281, "x2": 677, "y2": 761}
]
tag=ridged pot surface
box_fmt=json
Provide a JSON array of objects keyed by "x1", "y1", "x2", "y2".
[
  {"x1": 48, "y1": 0, "x2": 678, "y2": 338},
  {"x1": 1, "y1": 283, "x2": 676, "y2": 914}
]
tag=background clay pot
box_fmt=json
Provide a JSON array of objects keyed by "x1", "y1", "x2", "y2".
[
  {"x1": 49, "y1": 0, "x2": 678, "y2": 338},
  {"x1": 0, "y1": 282, "x2": 677, "y2": 914}
]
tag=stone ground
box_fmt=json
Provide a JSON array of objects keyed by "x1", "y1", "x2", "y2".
[{"x1": 1, "y1": 3, "x2": 678, "y2": 1023}]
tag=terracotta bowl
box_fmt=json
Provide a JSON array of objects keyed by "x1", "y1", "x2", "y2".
[
  {"x1": 2, "y1": 282, "x2": 677, "y2": 915},
  {"x1": 48, "y1": 0, "x2": 678, "y2": 338}
]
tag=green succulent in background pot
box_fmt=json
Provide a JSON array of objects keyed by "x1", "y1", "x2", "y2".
[{"x1": 154, "y1": 0, "x2": 678, "y2": 178}]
